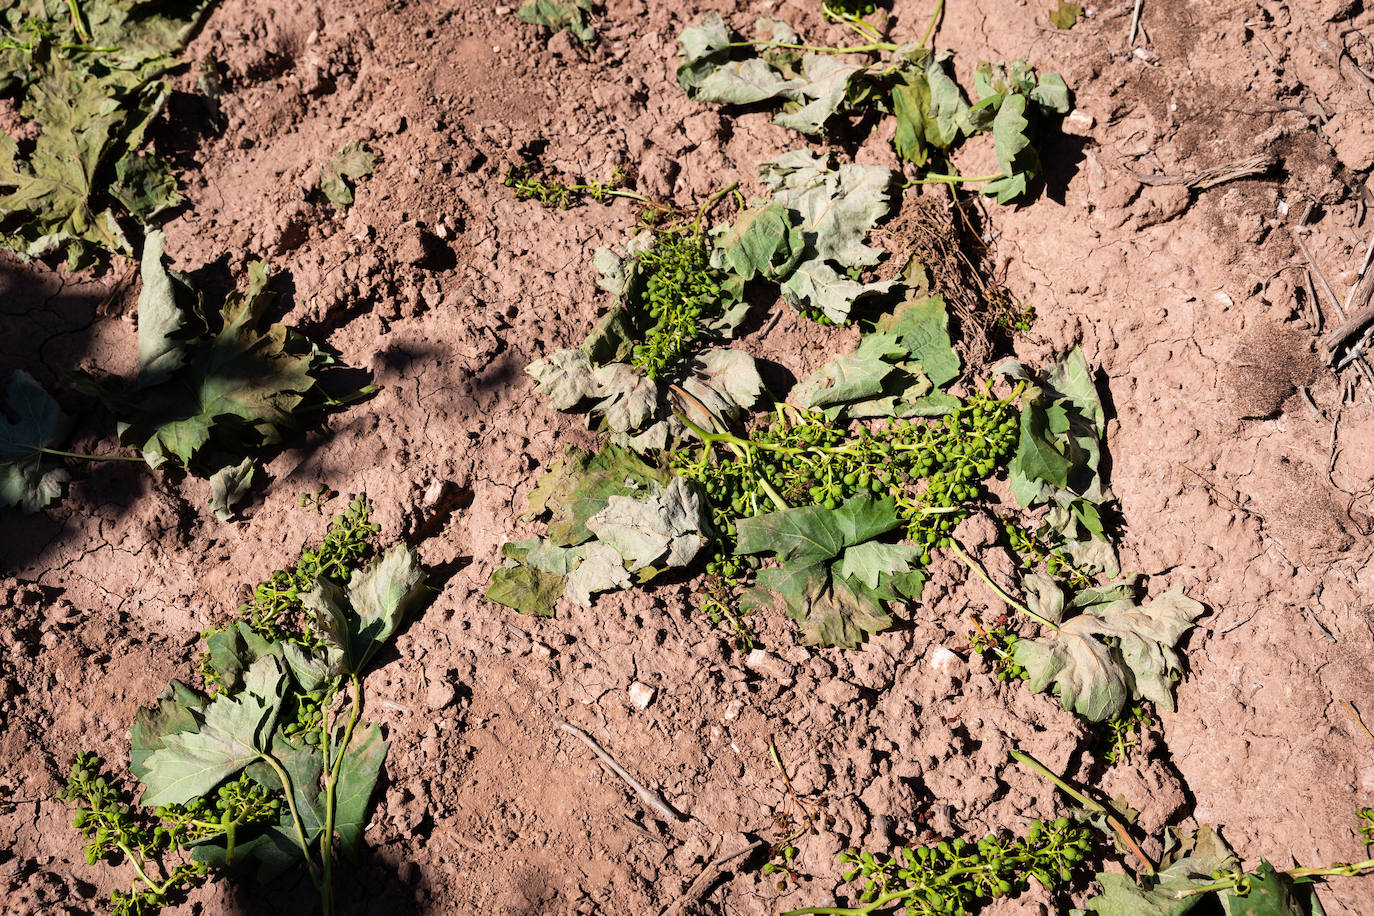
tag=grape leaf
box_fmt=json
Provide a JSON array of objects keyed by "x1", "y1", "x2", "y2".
[
  {"x1": 760, "y1": 150, "x2": 894, "y2": 269},
  {"x1": 892, "y1": 52, "x2": 972, "y2": 166},
  {"x1": 485, "y1": 563, "x2": 565, "y2": 617},
  {"x1": 139, "y1": 656, "x2": 287, "y2": 807},
  {"x1": 318, "y1": 141, "x2": 375, "y2": 208},
  {"x1": 1002, "y1": 347, "x2": 1110, "y2": 508},
  {"x1": 773, "y1": 54, "x2": 866, "y2": 134},
  {"x1": 561, "y1": 541, "x2": 633, "y2": 605},
  {"x1": 0, "y1": 0, "x2": 212, "y2": 267},
  {"x1": 1014, "y1": 587, "x2": 1204, "y2": 721},
  {"x1": 91, "y1": 238, "x2": 337, "y2": 475},
  {"x1": 736, "y1": 497, "x2": 906, "y2": 647},
  {"x1": 587, "y1": 477, "x2": 706, "y2": 572},
  {"x1": 129, "y1": 680, "x2": 207, "y2": 782},
  {"x1": 878, "y1": 294, "x2": 961, "y2": 387},
  {"x1": 743, "y1": 561, "x2": 895, "y2": 648},
  {"x1": 209, "y1": 457, "x2": 255, "y2": 523},
  {"x1": 780, "y1": 260, "x2": 898, "y2": 324},
  {"x1": 736, "y1": 496, "x2": 903, "y2": 564},
  {"x1": 710, "y1": 202, "x2": 805, "y2": 280},
  {"x1": 517, "y1": 0, "x2": 595, "y2": 42},
  {"x1": 837, "y1": 542, "x2": 921, "y2": 589},
  {"x1": 528, "y1": 349, "x2": 603, "y2": 411},
  {"x1": 522, "y1": 444, "x2": 674, "y2": 547},
  {"x1": 1049, "y1": 1, "x2": 1083, "y2": 29},
  {"x1": 793, "y1": 339, "x2": 906, "y2": 409},
  {"x1": 331, "y1": 722, "x2": 387, "y2": 863},
  {"x1": 305, "y1": 545, "x2": 428, "y2": 676},
  {"x1": 0, "y1": 370, "x2": 70, "y2": 512},
  {"x1": 1087, "y1": 825, "x2": 1238, "y2": 916}
]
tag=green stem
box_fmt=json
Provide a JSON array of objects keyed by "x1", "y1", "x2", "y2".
[
  {"x1": 781, "y1": 888, "x2": 910, "y2": 916},
  {"x1": 115, "y1": 843, "x2": 168, "y2": 895},
  {"x1": 1174, "y1": 860, "x2": 1374, "y2": 900},
  {"x1": 919, "y1": 0, "x2": 946, "y2": 47},
  {"x1": 692, "y1": 181, "x2": 741, "y2": 231},
  {"x1": 948, "y1": 541, "x2": 1057, "y2": 630},
  {"x1": 1010, "y1": 749, "x2": 1156, "y2": 875},
  {"x1": 65, "y1": 0, "x2": 92, "y2": 42},
  {"x1": 256, "y1": 753, "x2": 323, "y2": 891},
  {"x1": 310, "y1": 385, "x2": 380, "y2": 411},
  {"x1": 320, "y1": 674, "x2": 363, "y2": 916},
  {"x1": 906, "y1": 172, "x2": 1007, "y2": 187},
  {"x1": 724, "y1": 39, "x2": 898, "y2": 55},
  {"x1": 38, "y1": 446, "x2": 145, "y2": 463}
]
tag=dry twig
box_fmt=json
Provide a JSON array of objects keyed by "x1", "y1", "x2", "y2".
[
  {"x1": 553, "y1": 717, "x2": 686, "y2": 823},
  {"x1": 1125, "y1": 152, "x2": 1275, "y2": 190},
  {"x1": 658, "y1": 840, "x2": 767, "y2": 916}
]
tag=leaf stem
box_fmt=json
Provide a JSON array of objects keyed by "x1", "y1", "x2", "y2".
[
  {"x1": 781, "y1": 889, "x2": 910, "y2": 915},
  {"x1": 723, "y1": 39, "x2": 898, "y2": 55},
  {"x1": 319, "y1": 673, "x2": 364, "y2": 916},
  {"x1": 948, "y1": 541, "x2": 1058, "y2": 631},
  {"x1": 919, "y1": 0, "x2": 946, "y2": 47},
  {"x1": 1009, "y1": 748, "x2": 1156, "y2": 875},
  {"x1": 66, "y1": 0, "x2": 92, "y2": 42},
  {"x1": 256, "y1": 753, "x2": 324, "y2": 891},
  {"x1": 905, "y1": 172, "x2": 1007, "y2": 187},
  {"x1": 38, "y1": 446, "x2": 145, "y2": 463},
  {"x1": 1173, "y1": 860, "x2": 1374, "y2": 899}
]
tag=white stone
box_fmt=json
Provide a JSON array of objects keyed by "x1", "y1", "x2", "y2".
[
  {"x1": 928, "y1": 646, "x2": 965, "y2": 675},
  {"x1": 628, "y1": 682, "x2": 656, "y2": 710}
]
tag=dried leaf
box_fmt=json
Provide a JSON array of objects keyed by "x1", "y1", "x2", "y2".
[{"x1": 318, "y1": 141, "x2": 376, "y2": 208}]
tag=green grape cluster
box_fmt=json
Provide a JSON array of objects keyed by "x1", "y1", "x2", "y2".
[
  {"x1": 822, "y1": 0, "x2": 879, "y2": 17},
  {"x1": 837, "y1": 818, "x2": 1092, "y2": 915},
  {"x1": 283, "y1": 688, "x2": 330, "y2": 744},
  {"x1": 504, "y1": 165, "x2": 633, "y2": 210},
  {"x1": 678, "y1": 396, "x2": 1019, "y2": 564},
  {"x1": 59, "y1": 754, "x2": 212, "y2": 916},
  {"x1": 157, "y1": 773, "x2": 280, "y2": 847},
  {"x1": 238, "y1": 495, "x2": 378, "y2": 642},
  {"x1": 968, "y1": 626, "x2": 1027, "y2": 682},
  {"x1": 1002, "y1": 519, "x2": 1094, "y2": 589},
  {"x1": 631, "y1": 227, "x2": 728, "y2": 379},
  {"x1": 1359, "y1": 809, "x2": 1374, "y2": 848},
  {"x1": 1099, "y1": 703, "x2": 1153, "y2": 765}
]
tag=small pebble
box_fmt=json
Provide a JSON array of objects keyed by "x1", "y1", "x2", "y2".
[{"x1": 628, "y1": 682, "x2": 656, "y2": 710}]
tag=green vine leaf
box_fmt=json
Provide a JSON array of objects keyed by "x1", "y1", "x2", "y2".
[{"x1": 139, "y1": 656, "x2": 288, "y2": 807}]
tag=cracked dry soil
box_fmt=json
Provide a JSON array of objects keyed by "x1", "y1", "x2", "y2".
[{"x1": 4, "y1": 0, "x2": 1374, "y2": 914}]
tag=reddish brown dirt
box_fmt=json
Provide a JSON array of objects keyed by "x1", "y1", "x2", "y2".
[{"x1": 3, "y1": 0, "x2": 1374, "y2": 914}]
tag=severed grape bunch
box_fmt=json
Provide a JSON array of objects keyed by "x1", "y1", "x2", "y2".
[
  {"x1": 831, "y1": 818, "x2": 1093, "y2": 916},
  {"x1": 631, "y1": 227, "x2": 729, "y2": 380},
  {"x1": 675, "y1": 392, "x2": 1020, "y2": 567}
]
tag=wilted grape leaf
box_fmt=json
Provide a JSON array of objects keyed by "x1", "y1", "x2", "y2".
[
  {"x1": 1014, "y1": 587, "x2": 1204, "y2": 721},
  {"x1": 517, "y1": 0, "x2": 595, "y2": 42},
  {"x1": 0, "y1": 370, "x2": 70, "y2": 512},
  {"x1": 305, "y1": 545, "x2": 429, "y2": 675},
  {"x1": 588, "y1": 477, "x2": 706, "y2": 571},
  {"x1": 522, "y1": 444, "x2": 674, "y2": 547},
  {"x1": 318, "y1": 141, "x2": 376, "y2": 208},
  {"x1": 0, "y1": 0, "x2": 213, "y2": 267},
  {"x1": 88, "y1": 234, "x2": 341, "y2": 476},
  {"x1": 1049, "y1": 1, "x2": 1083, "y2": 29},
  {"x1": 209, "y1": 457, "x2": 255, "y2": 522},
  {"x1": 760, "y1": 150, "x2": 894, "y2": 269},
  {"x1": 781, "y1": 260, "x2": 897, "y2": 324}
]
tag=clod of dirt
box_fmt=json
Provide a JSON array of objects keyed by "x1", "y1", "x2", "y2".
[
  {"x1": 1247, "y1": 456, "x2": 1357, "y2": 566},
  {"x1": 1223, "y1": 323, "x2": 1321, "y2": 419}
]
